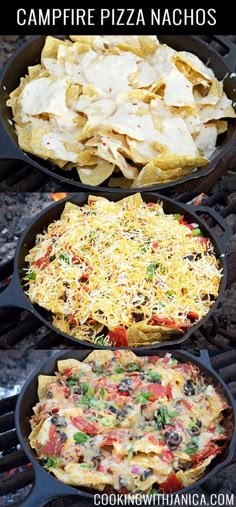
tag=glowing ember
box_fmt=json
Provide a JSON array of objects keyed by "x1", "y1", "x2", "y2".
[{"x1": 51, "y1": 193, "x2": 68, "y2": 201}]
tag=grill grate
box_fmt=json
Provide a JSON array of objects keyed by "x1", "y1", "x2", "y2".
[{"x1": 0, "y1": 351, "x2": 235, "y2": 506}]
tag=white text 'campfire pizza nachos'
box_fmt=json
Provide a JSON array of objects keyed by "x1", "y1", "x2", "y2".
[
  {"x1": 24, "y1": 194, "x2": 222, "y2": 346},
  {"x1": 7, "y1": 35, "x2": 236, "y2": 188},
  {"x1": 29, "y1": 351, "x2": 231, "y2": 494}
]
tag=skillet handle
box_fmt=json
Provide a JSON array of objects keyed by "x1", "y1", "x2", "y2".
[
  {"x1": 186, "y1": 204, "x2": 232, "y2": 253},
  {"x1": 19, "y1": 465, "x2": 80, "y2": 507},
  {"x1": 213, "y1": 35, "x2": 236, "y2": 74},
  {"x1": 0, "y1": 118, "x2": 28, "y2": 161},
  {"x1": 0, "y1": 272, "x2": 32, "y2": 311}
]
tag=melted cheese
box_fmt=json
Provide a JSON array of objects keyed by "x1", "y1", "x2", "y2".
[
  {"x1": 25, "y1": 195, "x2": 221, "y2": 343},
  {"x1": 21, "y1": 77, "x2": 68, "y2": 116},
  {"x1": 29, "y1": 352, "x2": 229, "y2": 494}
]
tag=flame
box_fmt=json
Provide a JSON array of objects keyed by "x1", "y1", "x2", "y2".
[
  {"x1": 51, "y1": 193, "x2": 68, "y2": 201},
  {"x1": 187, "y1": 193, "x2": 206, "y2": 206}
]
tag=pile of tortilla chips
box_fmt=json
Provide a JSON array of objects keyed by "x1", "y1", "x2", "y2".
[{"x1": 7, "y1": 35, "x2": 236, "y2": 187}]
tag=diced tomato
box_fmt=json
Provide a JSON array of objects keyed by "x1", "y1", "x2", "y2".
[
  {"x1": 151, "y1": 315, "x2": 184, "y2": 330},
  {"x1": 208, "y1": 426, "x2": 216, "y2": 432},
  {"x1": 72, "y1": 254, "x2": 81, "y2": 264},
  {"x1": 98, "y1": 464, "x2": 105, "y2": 472},
  {"x1": 191, "y1": 442, "x2": 220, "y2": 463},
  {"x1": 70, "y1": 416, "x2": 98, "y2": 435},
  {"x1": 161, "y1": 450, "x2": 174, "y2": 463},
  {"x1": 69, "y1": 315, "x2": 77, "y2": 327},
  {"x1": 100, "y1": 436, "x2": 116, "y2": 447},
  {"x1": 195, "y1": 236, "x2": 208, "y2": 246},
  {"x1": 51, "y1": 408, "x2": 59, "y2": 414},
  {"x1": 152, "y1": 242, "x2": 159, "y2": 251},
  {"x1": 149, "y1": 356, "x2": 159, "y2": 364},
  {"x1": 178, "y1": 215, "x2": 187, "y2": 225},
  {"x1": 107, "y1": 327, "x2": 128, "y2": 347},
  {"x1": 159, "y1": 473, "x2": 182, "y2": 493},
  {"x1": 88, "y1": 199, "x2": 96, "y2": 205},
  {"x1": 40, "y1": 425, "x2": 63, "y2": 456},
  {"x1": 185, "y1": 223, "x2": 194, "y2": 230},
  {"x1": 175, "y1": 363, "x2": 192, "y2": 374},
  {"x1": 162, "y1": 356, "x2": 170, "y2": 364},
  {"x1": 182, "y1": 399, "x2": 192, "y2": 410},
  {"x1": 166, "y1": 383, "x2": 173, "y2": 400},
  {"x1": 63, "y1": 368, "x2": 73, "y2": 378},
  {"x1": 146, "y1": 383, "x2": 167, "y2": 401},
  {"x1": 35, "y1": 246, "x2": 52, "y2": 269},
  {"x1": 148, "y1": 435, "x2": 157, "y2": 445},
  {"x1": 113, "y1": 350, "x2": 122, "y2": 359},
  {"x1": 147, "y1": 202, "x2": 155, "y2": 207},
  {"x1": 187, "y1": 311, "x2": 199, "y2": 321}
]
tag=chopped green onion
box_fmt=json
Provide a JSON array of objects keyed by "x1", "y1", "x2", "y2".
[
  {"x1": 44, "y1": 457, "x2": 60, "y2": 468},
  {"x1": 188, "y1": 421, "x2": 196, "y2": 429},
  {"x1": 149, "y1": 372, "x2": 161, "y2": 382},
  {"x1": 174, "y1": 214, "x2": 181, "y2": 220},
  {"x1": 140, "y1": 244, "x2": 148, "y2": 253},
  {"x1": 26, "y1": 272, "x2": 36, "y2": 280},
  {"x1": 168, "y1": 410, "x2": 179, "y2": 419},
  {"x1": 99, "y1": 387, "x2": 106, "y2": 399},
  {"x1": 59, "y1": 252, "x2": 70, "y2": 264},
  {"x1": 150, "y1": 488, "x2": 160, "y2": 495},
  {"x1": 73, "y1": 432, "x2": 90, "y2": 443},
  {"x1": 137, "y1": 392, "x2": 154, "y2": 403},
  {"x1": 80, "y1": 463, "x2": 93, "y2": 468},
  {"x1": 167, "y1": 290, "x2": 174, "y2": 296},
  {"x1": 147, "y1": 263, "x2": 155, "y2": 281},
  {"x1": 96, "y1": 335, "x2": 107, "y2": 345},
  {"x1": 67, "y1": 379, "x2": 79, "y2": 386},
  {"x1": 185, "y1": 437, "x2": 199, "y2": 455},
  {"x1": 115, "y1": 367, "x2": 125, "y2": 373},
  {"x1": 192, "y1": 228, "x2": 203, "y2": 236},
  {"x1": 127, "y1": 364, "x2": 140, "y2": 372}
]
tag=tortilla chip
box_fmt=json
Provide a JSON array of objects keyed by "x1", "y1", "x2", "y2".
[
  {"x1": 176, "y1": 455, "x2": 214, "y2": 487},
  {"x1": 41, "y1": 36, "x2": 71, "y2": 60},
  {"x1": 127, "y1": 321, "x2": 181, "y2": 345},
  {"x1": 77, "y1": 160, "x2": 114, "y2": 185},
  {"x1": 37, "y1": 375, "x2": 56, "y2": 400},
  {"x1": 57, "y1": 358, "x2": 82, "y2": 374},
  {"x1": 83, "y1": 350, "x2": 115, "y2": 365}
]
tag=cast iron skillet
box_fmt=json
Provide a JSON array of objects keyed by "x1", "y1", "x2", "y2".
[
  {"x1": 0, "y1": 192, "x2": 232, "y2": 349},
  {"x1": 0, "y1": 35, "x2": 236, "y2": 193},
  {"x1": 15, "y1": 349, "x2": 236, "y2": 507}
]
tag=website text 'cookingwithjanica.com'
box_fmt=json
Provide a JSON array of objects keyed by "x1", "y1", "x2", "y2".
[{"x1": 93, "y1": 493, "x2": 235, "y2": 506}]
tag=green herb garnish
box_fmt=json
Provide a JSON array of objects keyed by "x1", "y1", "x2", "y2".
[
  {"x1": 137, "y1": 392, "x2": 154, "y2": 403},
  {"x1": 45, "y1": 457, "x2": 59, "y2": 468},
  {"x1": 174, "y1": 214, "x2": 181, "y2": 220},
  {"x1": 73, "y1": 432, "x2": 90, "y2": 444},
  {"x1": 59, "y1": 252, "x2": 70, "y2": 264},
  {"x1": 127, "y1": 364, "x2": 140, "y2": 372},
  {"x1": 99, "y1": 387, "x2": 106, "y2": 398},
  {"x1": 147, "y1": 263, "x2": 155, "y2": 281},
  {"x1": 26, "y1": 272, "x2": 36, "y2": 280},
  {"x1": 149, "y1": 372, "x2": 161, "y2": 383},
  {"x1": 168, "y1": 410, "x2": 179, "y2": 418},
  {"x1": 192, "y1": 228, "x2": 203, "y2": 236},
  {"x1": 167, "y1": 290, "x2": 174, "y2": 296},
  {"x1": 185, "y1": 437, "x2": 199, "y2": 455},
  {"x1": 115, "y1": 367, "x2": 125, "y2": 373}
]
